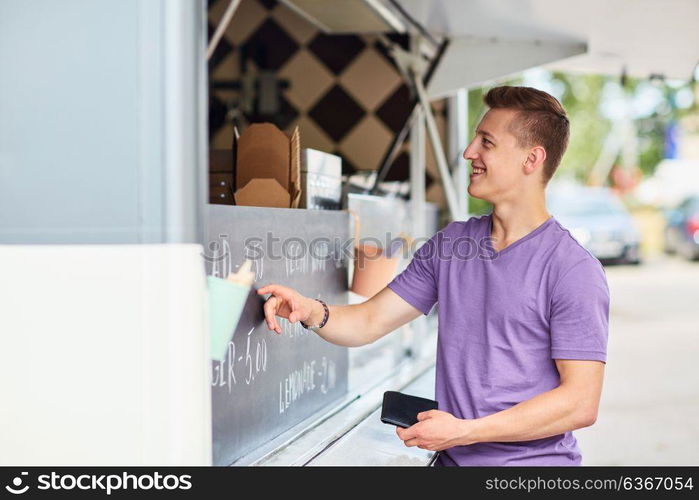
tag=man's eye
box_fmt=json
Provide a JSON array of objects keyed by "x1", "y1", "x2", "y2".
[{"x1": 482, "y1": 138, "x2": 492, "y2": 146}]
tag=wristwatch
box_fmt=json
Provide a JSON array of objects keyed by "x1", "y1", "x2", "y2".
[{"x1": 301, "y1": 298, "x2": 329, "y2": 331}]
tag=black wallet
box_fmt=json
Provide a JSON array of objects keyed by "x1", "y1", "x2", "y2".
[{"x1": 380, "y1": 391, "x2": 438, "y2": 428}]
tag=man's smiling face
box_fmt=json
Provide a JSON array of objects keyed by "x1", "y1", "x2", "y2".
[{"x1": 463, "y1": 108, "x2": 532, "y2": 204}]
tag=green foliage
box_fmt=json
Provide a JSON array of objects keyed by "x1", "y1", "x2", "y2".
[{"x1": 552, "y1": 72, "x2": 610, "y2": 182}]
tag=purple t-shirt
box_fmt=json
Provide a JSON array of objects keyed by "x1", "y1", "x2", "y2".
[{"x1": 387, "y1": 213, "x2": 610, "y2": 466}]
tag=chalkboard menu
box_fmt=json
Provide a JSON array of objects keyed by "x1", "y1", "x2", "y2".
[{"x1": 206, "y1": 205, "x2": 350, "y2": 465}]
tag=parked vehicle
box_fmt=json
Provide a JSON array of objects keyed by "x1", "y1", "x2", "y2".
[
  {"x1": 664, "y1": 194, "x2": 699, "y2": 261},
  {"x1": 547, "y1": 186, "x2": 642, "y2": 264}
]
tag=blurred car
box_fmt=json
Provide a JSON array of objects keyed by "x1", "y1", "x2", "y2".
[
  {"x1": 547, "y1": 186, "x2": 641, "y2": 264},
  {"x1": 663, "y1": 194, "x2": 699, "y2": 261}
]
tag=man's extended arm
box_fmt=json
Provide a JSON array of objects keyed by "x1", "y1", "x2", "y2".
[
  {"x1": 258, "y1": 285, "x2": 423, "y2": 347},
  {"x1": 397, "y1": 359, "x2": 605, "y2": 451}
]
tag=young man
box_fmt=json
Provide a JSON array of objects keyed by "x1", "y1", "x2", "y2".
[{"x1": 258, "y1": 86, "x2": 610, "y2": 466}]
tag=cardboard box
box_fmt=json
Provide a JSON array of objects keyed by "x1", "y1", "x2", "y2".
[{"x1": 234, "y1": 123, "x2": 301, "y2": 208}]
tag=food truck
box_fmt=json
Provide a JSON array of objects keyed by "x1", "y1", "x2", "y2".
[{"x1": 1, "y1": 0, "x2": 697, "y2": 466}]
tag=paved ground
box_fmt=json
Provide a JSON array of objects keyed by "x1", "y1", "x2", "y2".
[{"x1": 576, "y1": 254, "x2": 699, "y2": 465}]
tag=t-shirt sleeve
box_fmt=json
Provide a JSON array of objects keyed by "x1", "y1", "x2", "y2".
[
  {"x1": 549, "y1": 257, "x2": 610, "y2": 362},
  {"x1": 386, "y1": 229, "x2": 442, "y2": 315}
]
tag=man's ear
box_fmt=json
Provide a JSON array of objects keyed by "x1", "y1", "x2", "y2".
[{"x1": 523, "y1": 146, "x2": 547, "y2": 175}]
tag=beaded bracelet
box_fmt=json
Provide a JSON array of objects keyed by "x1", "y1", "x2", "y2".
[{"x1": 301, "y1": 298, "x2": 329, "y2": 331}]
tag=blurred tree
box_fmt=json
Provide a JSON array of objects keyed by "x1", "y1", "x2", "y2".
[{"x1": 552, "y1": 72, "x2": 610, "y2": 182}]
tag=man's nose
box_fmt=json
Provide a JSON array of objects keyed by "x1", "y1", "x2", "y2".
[{"x1": 463, "y1": 143, "x2": 477, "y2": 161}]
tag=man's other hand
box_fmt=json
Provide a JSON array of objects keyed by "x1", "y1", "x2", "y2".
[{"x1": 396, "y1": 409, "x2": 475, "y2": 452}]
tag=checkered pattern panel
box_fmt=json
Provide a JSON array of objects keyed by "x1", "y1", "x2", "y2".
[{"x1": 208, "y1": 0, "x2": 448, "y2": 191}]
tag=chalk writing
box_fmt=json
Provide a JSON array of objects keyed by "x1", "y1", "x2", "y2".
[
  {"x1": 211, "y1": 327, "x2": 267, "y2": 392},
  {"x1": 244, "y1": 244, "x2": 264, "y2": 281},
  {"x1": 210, "y1": 235, "x2": 232, "y2": 278},
  {"x1": 278, "y1": 356, "x2": 336, "y2": 413},
  {"x1": 310, "y1": 240, "x2": 329, "y2": 274},
  {"x1": 277, "y1": 316, "x2": 310, "y2": 340}
]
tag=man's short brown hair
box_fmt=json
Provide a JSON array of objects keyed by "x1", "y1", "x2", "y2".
[{"x1": 484, "y1": 86, "x2": 570, "y2": 184}]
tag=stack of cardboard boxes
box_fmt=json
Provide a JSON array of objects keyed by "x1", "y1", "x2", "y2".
[{"x1": 208, "y1": 123, "x2": 301, "y2": 209}]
